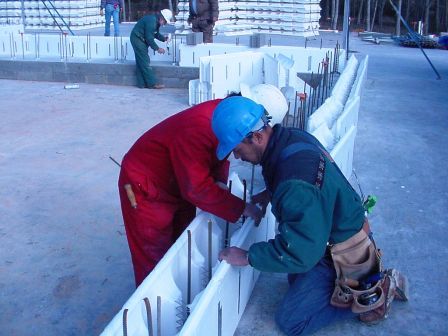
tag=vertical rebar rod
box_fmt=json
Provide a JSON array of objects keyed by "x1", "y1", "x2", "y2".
[
  {"x1": 218, "y1": 302, "x2": 222, "y2": 336},
  {"x1": 237, "y1": 269, "x2": 242, "y2": 314},
  {"x1": 293, "y1": 91, "x2": 298, "y2": 127},
  {"x1": 307, "y1": 72, "x2": 314, "y2": 116},
  {"x1": 242, "y1": 180, "x2": 247, "y2": 224},
  {"x1": 224, "y1": 181, "x2": 232, "y2": 248},
  {"x1": 284, "y1": 101, "x2": 290, "y2": 127},
  {"x1": 122, "y1": 308, "x2": 129, "y2": 336},
  {"x1": 187, "y1": 230, "x2": 192, "y2": 305},
  {"x1": 208, "y1": 220, "x2": 213, "y2": 282},
  {"x1": 20, "y1": 33, "x2": 24, "y2": 59},
  {"x1": 250, "y1": 165, "x2": 255, "y2": 197},
  {"x1": 157, "y1": 296, "x2": 161, "y2": 336},
  {"x1": 143, "y1": 298, "x2": 154, "y2": 336}
]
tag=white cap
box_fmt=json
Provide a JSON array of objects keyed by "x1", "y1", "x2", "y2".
[
  {"x1": 160, "y1": 9, "x2": 173, "y2": 23},
  {"x1": 241, "y1": 83, "x2": 288, "y2": 125}
]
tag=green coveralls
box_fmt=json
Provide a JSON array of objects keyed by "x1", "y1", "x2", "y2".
[{"x1": 130, "y1": 14, "x2": 166, "y2": 88}]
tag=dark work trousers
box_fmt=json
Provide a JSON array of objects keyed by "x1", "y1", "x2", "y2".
[
  {"x1": 191, "y1": 17, "x2": 214, "y2": 43},
  {"x1": 275, "y1": 255, "x2": 356, "y2": 335},
  {"x1": 130, "y1": 33, "x2": 157, "y2": 88}
]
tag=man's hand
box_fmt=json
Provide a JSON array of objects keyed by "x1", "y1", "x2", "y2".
[
  {"x1": 100, "y1": 9, "x2": 104, "y2": 16},
  {"x1": 157, "y1": 48, "x2": 166, "y2": 54},
  {"x1": 243, "y1": 202, "x2": 263, "y2": 226},
  {"x1": 219, "y1": 247, "x2": 249, "y2": 266},
  {"x1": 250, "y1": 189, "x2": 270, "y2": 217}
]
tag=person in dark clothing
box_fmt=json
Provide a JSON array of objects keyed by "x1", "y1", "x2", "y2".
[
  {"x1": 100, "y1": 0, "x2": 124, "y2": 36},
  {"x1": 130, "y1": 9, "x2": 172, "y2": 89},
  {"x1": 212, "y1": 96, "x2": 409, "y2": 335},
  {"x1": 188, "y1": 0, "x2": 219, "y2": 43}
]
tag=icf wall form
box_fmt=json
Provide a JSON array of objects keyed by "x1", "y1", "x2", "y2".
[{"x1": 101, "y1": 173, "x2": 277, "y2": 336}]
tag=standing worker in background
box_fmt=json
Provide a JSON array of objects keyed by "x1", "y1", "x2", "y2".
[
  {"x1": 100, "y1": 0, "x2": 124, "y2": 37},
  {"x1": 130, "y1": 9, "x2": 171, "y2": 89},
  {"x1": 118, "y1": 98, "x2": 263, "y2": 287},
  {"x1": 213, "y1": 96, "x2": 409, "y2": 335},
  {"x1": 188, "y1": 0, "x2": 219, "y2": 43}
]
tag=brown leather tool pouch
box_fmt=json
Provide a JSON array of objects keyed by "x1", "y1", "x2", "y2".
[{"x1": 330, "y1": 220, "x2": 384, "y2": 313}]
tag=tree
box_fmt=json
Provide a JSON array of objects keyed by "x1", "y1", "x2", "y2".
[
  {"x1": 331, "y1": 0, "x2": 340, "y2": 30},
  {"x1": 366, "y1": 0, "x2": 371, "y2": 31},
  {"x1": 424, "y1": 0, "x2": 433, "y2": 34},
  {"x1": 357, "y1": 0, "x2": 365, "y2": 25},
  {"x1": 395, "y1": 0, "x2": 402, "y2": 36}
]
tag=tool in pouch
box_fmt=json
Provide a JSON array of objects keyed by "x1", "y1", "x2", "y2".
[{"x1": 124, "y1": 184, "x2": 138, "y2": 209}]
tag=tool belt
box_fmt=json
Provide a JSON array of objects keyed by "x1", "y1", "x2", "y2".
[{"x1": 330, "y1": 219, "x2": 385, "y2": 313}]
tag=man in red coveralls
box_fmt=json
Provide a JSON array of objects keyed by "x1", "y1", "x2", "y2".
[{"x1": 119, "y1": 98, "x2": 263, "y2": 286}]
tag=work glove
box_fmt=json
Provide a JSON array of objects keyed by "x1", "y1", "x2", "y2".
[{"x1": 219, "y1": 247, "x2": 249, "y2": 266}]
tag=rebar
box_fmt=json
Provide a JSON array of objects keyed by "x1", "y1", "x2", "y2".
[
  {"x1": 157, "y1": 296, "x2": 161, "y2": 336},
  {"x1": 122, "y1": 308, "x2": 129, "y2": 336},
  {"x1": 187, "y1": 230, "x2": 192, "y2": 306},
  {"x1": 224, "y1": 180, "x2": 233, "y2": 248},
  {"x1": 208, "y1": 220, "x2": 213, "y2": 282},
  {"x1": 143, "y1": 298, "x2": 154, "y2": 336}
]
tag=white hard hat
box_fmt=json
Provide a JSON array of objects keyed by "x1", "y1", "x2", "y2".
[
  {"x1": 160, "y1": 9, "x2": 173, "y2": 23},
  {"x1": 241, "y1": 83, "x2": 288, "y2": 125}
]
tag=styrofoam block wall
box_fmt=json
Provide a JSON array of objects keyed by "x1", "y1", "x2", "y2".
[
  {"x1": 330, "y1": 125, "x2": 357, "y2": 179},
  {"x1": 179, "y1": 43, "x2": 345, "y2": 73},
  {"x1": 307, "y1": 97, "x2": 344, "y2": 133},
  {"x1": 189, "y1": 51, "x2": 282, "y2": 105},
  {"x1": 198, "y1": 51, "x2": 271, "y2": 100},
  {"x1": 334, "y1": 96, "x2": 360, "y2": 140},
  {"x1": 0, "y1": 30, "x2": 173, "y2": 62},
  {"x1": 331, "y1": 54, "x2": 359, "y2": 105},
  {"x1": 348, "y1": 55, "x2": 369, "y2": 102},
  {"x1": 183, "y1": 44, "x2": 345, "y2": 105},
  {"x1": 101, "y1": 173, "x2": 276, "y2": 336}
]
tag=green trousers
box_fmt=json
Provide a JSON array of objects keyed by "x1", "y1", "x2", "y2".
[{"x1": 130, "y1": 33, "x2": 157, "y2": 88}]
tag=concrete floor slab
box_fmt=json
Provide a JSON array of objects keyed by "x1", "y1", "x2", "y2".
[{"x1": 0, "y1": 32, "x2": 447, "y2": 335}]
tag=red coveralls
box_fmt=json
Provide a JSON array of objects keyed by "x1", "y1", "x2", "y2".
[{"x1": 118, "y1": 99, "x2": 246, "y2": 286}]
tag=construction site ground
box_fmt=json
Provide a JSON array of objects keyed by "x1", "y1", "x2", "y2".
[{"x1": 0, "y1": 31, "x2": 447, "y2": 335}]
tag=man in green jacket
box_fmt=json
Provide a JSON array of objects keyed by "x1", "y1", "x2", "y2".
[
  {"x1": 212, "y1": 96, "x2": 408, "y2": 335},
  {"x1": 130, "y1": 9, "x2": 171, "y2": 89}
]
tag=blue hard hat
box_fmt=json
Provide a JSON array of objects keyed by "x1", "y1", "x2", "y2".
[{"x1": 212, "y1": 96, "x2": 265, "y2": 160}]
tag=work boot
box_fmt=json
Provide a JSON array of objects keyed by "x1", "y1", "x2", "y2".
[
  {"x1": 359, "y1": 274, "x2": 395, "y2": 325},
  {"x1": 150, "y1": 84, "x2": 165, "y2": 89}
]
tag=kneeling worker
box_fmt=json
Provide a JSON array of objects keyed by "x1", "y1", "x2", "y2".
[{"x1": 213, "y1": 96, "x2": 409, "y2": 335}]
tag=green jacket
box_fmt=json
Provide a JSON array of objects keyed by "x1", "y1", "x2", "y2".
[
  {"x1": 131, "y1": 14, "x2": 166, "y2": 51},
  {"x1": 248, "y1": 126, "x2": 365, "y2": 273}
]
